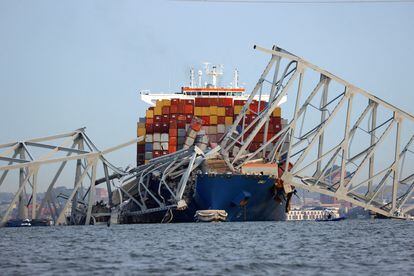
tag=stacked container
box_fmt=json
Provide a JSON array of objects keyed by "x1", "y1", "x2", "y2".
[{"x1": 137, "y1": 97, "x2": 283, "y2": 166}]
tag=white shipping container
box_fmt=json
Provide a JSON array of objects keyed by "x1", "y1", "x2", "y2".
[
  {"x1": 208, "y1": 126, "x2": 217, "y2": 135},
  {"x1": 196, "y1": 143, "x2": 208, "y2": 151},
  {"x1": 145, "y1": 134, "x2": 153, "y2": 143},
  {"x1": 153, "y1": 133, "x2": 161, "y2": 142},
  {"x1": 187, "y1": 129, "x2": 197, "y2": 139},
  {"x1": 200, "y1": 135, "x2": 209, "y2": 144},
  {"x1": 153, "y1": 142, "x2": 161, "y2": 150},
  {"x1": 161, "y1": 133, "x2": 169, "y2": 142},
  {"x1": 185, "y1": 137, "x2": 195, "y2": 147},
  {"x1": 217, "y1": 124, "x2": 225, "y2": 134},
  {"x1": 161, "y1": 142, "x2": 169, "y2": 150}
]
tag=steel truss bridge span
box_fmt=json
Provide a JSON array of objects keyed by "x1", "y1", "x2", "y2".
[
  {"x1": 220, "y1": 45, "x2": 414, "y2": 220},
  {"x1": 0, "y1": 128, "x2": 141, "y2": 226}
]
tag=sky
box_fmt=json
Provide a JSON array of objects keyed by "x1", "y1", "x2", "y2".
[{"x1": 0, "y1": 0, "x2": 413, "y2": 191}]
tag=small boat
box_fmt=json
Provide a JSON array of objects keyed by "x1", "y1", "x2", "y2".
[{"x1": 195, "y1": 210, "x2": 228, "y2": 222}]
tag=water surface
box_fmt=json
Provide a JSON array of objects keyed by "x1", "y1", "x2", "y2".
[{"x1": 0, "y1": 220, "x2": 412, "y2": 275}]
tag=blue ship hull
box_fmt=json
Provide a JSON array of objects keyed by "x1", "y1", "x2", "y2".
[{"x1": 192, "y1": 174, "x2": 287, "y2": 222}]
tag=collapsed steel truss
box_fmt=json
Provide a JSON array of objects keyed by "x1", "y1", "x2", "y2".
[
  {"x1": 221, "y1": 45, "x2": 414, "y2": 219},
  {"x1": 113, "y1": 146, "x2": 220, "y2": 219},
  {"x1": 0, "y1": 128, "x2": 138, "y2": 226}
]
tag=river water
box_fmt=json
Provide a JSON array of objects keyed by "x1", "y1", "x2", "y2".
[{"x1": 0, "y1": 220, "x2": 412, "y2": 275}]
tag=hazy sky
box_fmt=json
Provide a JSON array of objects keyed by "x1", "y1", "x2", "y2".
[{"x1": 1, "y1": 0, "x2": 413, "y2": 187}]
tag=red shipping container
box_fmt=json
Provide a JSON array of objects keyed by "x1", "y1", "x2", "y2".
[
  {"x1": 218, "y1": 97, "x2": 232, "y2": 107},
  {"x1": 162, "y1": 106, "x2": 170, "y2": 115},
  {"x1": 186, "y1": 114, "x2": 193, "y2": 123},
  {"x1": 185, "y1": 99, "x2": 194, "y2": 105},
  {"x1": 162, "y1": 123, "x2": 169, "y2": 133},
  {"x1": 168, "y1": 146, "x2": 177, "y2": 154},
  {"x1": 154, "y1": 115, "x2": 162, "y2": 123},
  {"x1": 177, "y1": 121, "x2": 186, "y2": 128},
  {"x1": 170, "y1": 105, "x2": 178, "y2": 114},
  {"x1": 201, "y1": 116, "x2": 210, "y2": 126},
  {"x1": 145, "y1": 123, "x2": 154, "y2": 134},
  {"x1": 209, "y1": 97, "x2": 219, "y2": 106},
  {"x1": 137, "y1": 144, "x2": 145, "y2": 153},
  {"x1": 153, "y1": 151, "x2": 162, "y2": 158},
  {"x1": 177, "y1": 114, "x2": 186, "y2": 121},
  {"x1": 169, "y1": 136, "x2": 177, "y2": 145},
  {"x1": 191, "y1": 121, "x2": 202, "y2": 132},
  {"x1": 270, "y1": 117, "x2": 282, "y2": 125},
  {"x1": 154, "y1": 123, "x2": 162, "y2": 132},
  {"x1": 225, "y1": 107, "x2": 234, "y2": 116},
  {"x1": 162, "y1": 114, "x2": 169, "y2": 123},
  {"x1": 218, "y1": 116, "x2": 225, "y2": 124},
  {"x1": 267, "y1": 132, "x2": 276, "y2": 140},
  {"x1": 184, "y1": 105, "x2": 194, "y2": 114},
  {"x1": 171, "y1": 98, "x2": 180, "y2": 105},
  {"x1": 170, "y1": 121, "x2": 177, "y2": 128},
  {"x1": 177, "y1": 102, "x2": 185, "y2": 114},
  {"x1": 146, "y1": 118, "x2": 154, "y2": 124},
  {"x1": 170, "y1": 114, "x2": 177, "y2": 121},
  {"x1": 162, "y1": 151, "x2": 169, "y2": 155},
  {"x1": 195, "y1": 97, "x2": 204, "y2": 107},
  {"x1": 234, "y1": 99, "x2": 247, "y2": 106},
  {"x1": 169, "y1": 128, "x2": 178, "y2": 137}
]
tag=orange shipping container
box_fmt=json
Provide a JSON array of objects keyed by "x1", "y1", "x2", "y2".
[
  {"x1": 169, "y1": 146, "x2": 177, "y2": 154},
  {"x1": 194, "y1": 107, "x2": 202, "y2": 116},
  {"x1": 146, "y1": 109, "x2": 154, "y2": 118},
  {"x1": 210, "y1": 106, "x2": 218, "y2": 115},
  {"x1": 154, "y1": 106, "x2": 162, "y2": 115},
  {"x1": 169, "y1": 128, "x2": 178, "y2": 137},
  {"x1": 201, "y1": 107, "x2": 210, "y2": 116},
  {"x1": 272, "y1": 107, "x2": 282, "y2": 117},
  {"x1": 169, "y1": 136, "x2": 177, "y2": 145},
  {"x1": 217, "y1": 107, "x2": 225, "y2": 116},
  {"x1": 184, "y1": 105, "x2": 194, "y2": 114},
  {"x1": 225, "y1": 116, "x2": 233, "y2": 125},
  {"x1": 210, "y1": 115, "x2": 218, "y2": 125}
]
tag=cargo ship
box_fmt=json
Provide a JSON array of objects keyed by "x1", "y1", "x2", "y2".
[{"x1": 134, "y1": 64, "x2": 290, "y2": 222}]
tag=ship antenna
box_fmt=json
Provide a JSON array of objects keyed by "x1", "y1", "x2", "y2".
[
  {"x1": 197, "y1": 69, "x2": 203, "y2": 87},
  {"x1": 190, "y1": 68, "x2": 195, "y2": 88},
  {"x1": 233, "y1": 68, "x2": 239, "y2": 88}
]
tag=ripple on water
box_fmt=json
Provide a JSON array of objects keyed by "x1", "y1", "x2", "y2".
[{"x1": 0, "y1": 220, "x2": 413, "y2": 275}]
